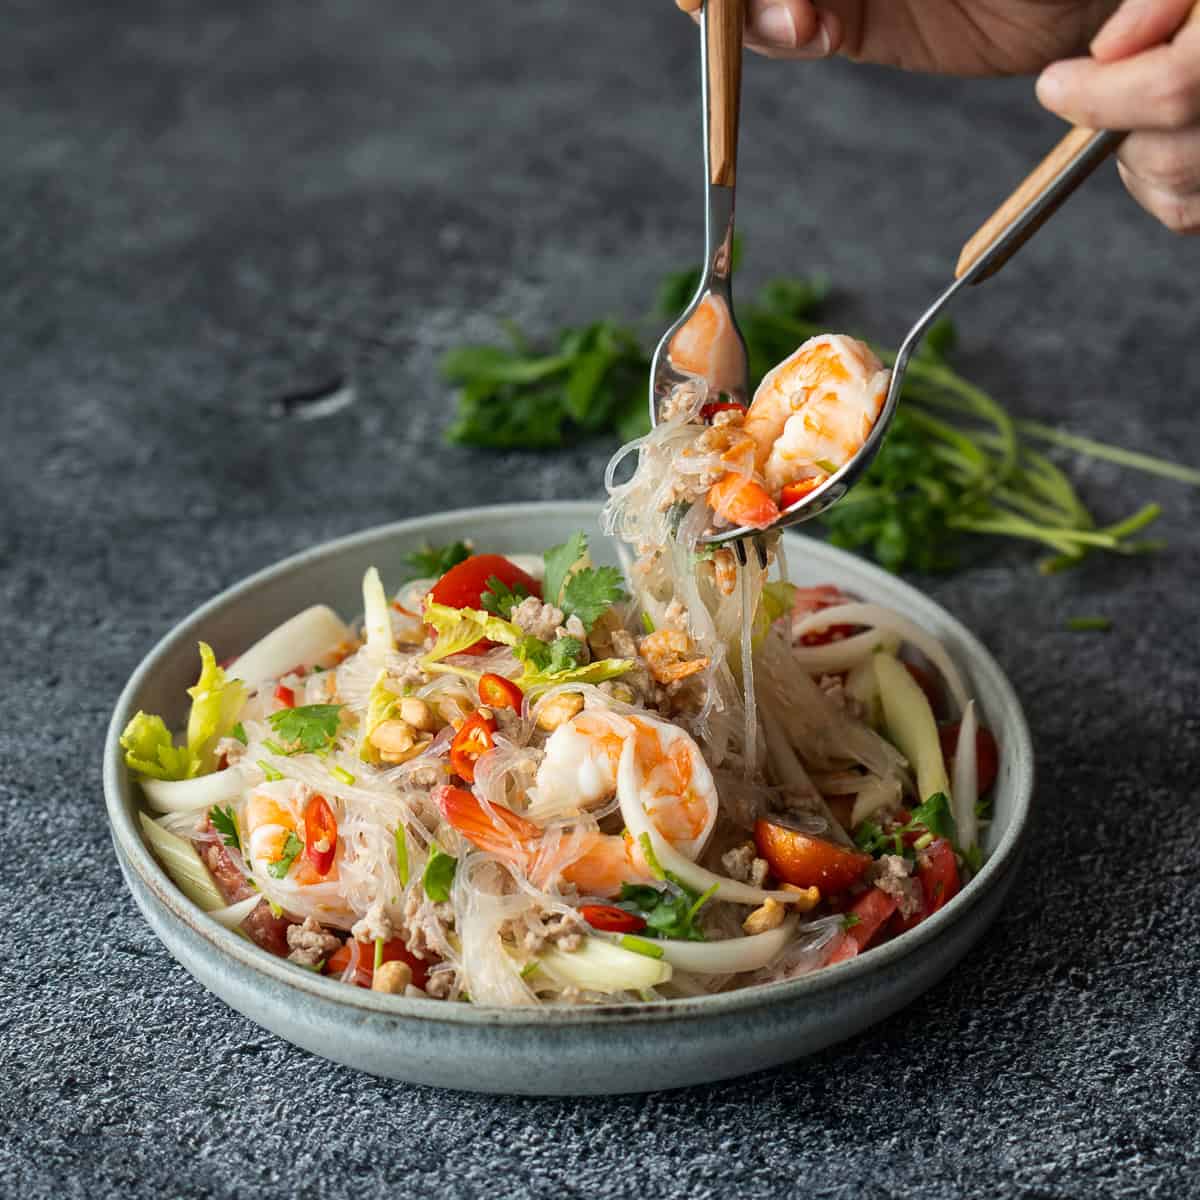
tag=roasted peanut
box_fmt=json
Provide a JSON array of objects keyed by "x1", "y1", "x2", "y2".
[
  {"x1": 398, "y1": 697, "x2": 437, "y2": 732},
  {"x1": 369, "y1": 719, "x2": 415, "y2": 755},
  {"x1": 536, "y1": 692, "x2": 585, "y2": 731},
  {"x1": 742, "y1": 897, "x2": 786, "y2": 935},
  {"x1": 780, "y1": 884, "x2": 821, "y2": 912},
  {"x1": 372, "y1": 961, "x2": 413, "y2": 994}
]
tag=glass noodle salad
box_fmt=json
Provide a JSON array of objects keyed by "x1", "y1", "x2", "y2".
[{"x1": 123, "y1": 335, "x2": 999, "y2": 1006}]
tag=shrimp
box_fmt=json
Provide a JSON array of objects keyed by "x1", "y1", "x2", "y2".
[
  {"x1": 245, "y1": 781, "x2": 340, "y2": 887},
  {"x1": 744, "y1": 334, "x2": 889, "y2": 496},
  {"x1": 439, "y1": 711, "x2": 720, "y2": 898}
]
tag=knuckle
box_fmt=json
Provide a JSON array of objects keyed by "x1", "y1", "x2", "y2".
[{"x1": 1155, "y1": 64, "x2": 1200, "y2": 128}]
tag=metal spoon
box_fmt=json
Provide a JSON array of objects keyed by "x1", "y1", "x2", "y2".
[
  {"x1": 701, "y1": 0, "x2": 1200, "y2": 550},
  {"x1": 648, "y1": 0, "x2": 750, "y2": 420}
]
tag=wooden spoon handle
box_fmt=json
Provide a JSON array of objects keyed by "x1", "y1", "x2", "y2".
[
  {"x1": 956, "y1": 0, "x2": 1200, "y2": 282},
  {"x1": 706, "y1": 0, "x2": 744, "y2": 187}
]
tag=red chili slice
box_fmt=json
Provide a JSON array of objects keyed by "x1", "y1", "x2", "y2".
[
  {"x1": 699, "y1": 400, "x2": 746, "y2": 422},
  {"x1": 449, "y1": 712, "x2": 497, "y2": 783},
  {"x1": 303, "y1": 793, "x2": 338, "y2": 876},
  {"x1": 274, "y1": 684, "x2": 296, "y2": 708},
  {"x1": 580, "y1": 904, "x2": 647, "y2": 934},
  {"x1": 478, "y1": 673, "x2": 524, "y2": 712}
]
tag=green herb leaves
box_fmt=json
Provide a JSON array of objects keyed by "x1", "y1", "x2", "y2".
[
  {"x1": 267, "y1": 704, "x2": 343, "y2": 755},
  {"x1": 210, "y1": 805, "x2": 240, "y2": 852},
  {"x1": 479, "y1": 575, "x2": 530, "y2": 619},
  {"x1": 542, "y1": 532, "x2": 628, "y2": 632},
  {"x1": 542, "y1": 532, "x2": 588, "y2": 608},
  {"x1": 855, "y1": 792, "x2": 957, "y2": 858},
  {"x1": 268, "y1": 831, "x2": 303, "y2": 879},
  {"x1": 443, "y1": 320, "x2": 650, "y2": 450},
  {"x1": 403, "y1": 541, "x2": 471, "y2": 581},
  {"x1": 422, "y1": 845, "x2": 458, "y2": 902},
  {"x1": 617, "y1": 881, "x2": 715, "y2": 942}
]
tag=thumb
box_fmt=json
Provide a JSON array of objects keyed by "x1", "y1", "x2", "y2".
[{"x1": 1090, "y1": 0, "x2": 1199, "y2": 62}]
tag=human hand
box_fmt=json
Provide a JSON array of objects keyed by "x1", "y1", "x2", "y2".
[{"x1": 1037, "y1": 0, "x2": 1200, "y2": 233}]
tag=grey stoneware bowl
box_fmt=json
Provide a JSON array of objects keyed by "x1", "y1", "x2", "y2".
[{"x1": 103, "y1": 501, "x2": 1034, "y2": 1096}]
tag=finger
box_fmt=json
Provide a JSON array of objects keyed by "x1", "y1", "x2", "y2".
[
  {"x1": 1117, "y1": 159, "x2": 1200, "y2": 231},
  {"x1": 675, "y1": 0, "x2": 836, "y2": 60},
  {"x1": 1091, "y1": 0, "x2": 1198, "y2": 63},
  {"x1": 1119, "y1": 125, "x2": 1200, "y2": 192},
  {"x1": 1036, "y1": 35, "x2": 1200, "y2": 129}
]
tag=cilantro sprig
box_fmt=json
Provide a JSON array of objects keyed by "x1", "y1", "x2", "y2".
[
  {"x1": 541, "y1": 533, "x2": 627, "y2": 632},
  {"x1": 480, "y1": 575, "x2": 530, "y2": 619},
  {"x1": 618, "y1": 881, "x2": 715, "y2": 942},
  {"x1": 210, "y1": 805, "x2": 240, "y2": 853},
  {"x1": 855, "y1": 792, "x2": 957, "y2": 858},
  {"x1": 402, "y1": 540, "x2": 472, "y2": 581},
  {"x1": 267, "y1": 831, "x2": 303, "y2": 879},
  {"x1": 266, "y1": 704, "x2": 343, "y2": 755}
]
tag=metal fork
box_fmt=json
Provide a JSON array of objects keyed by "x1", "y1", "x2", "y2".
[{"x1": 648, "y1": 0, "x2": 750, "y2": 421}]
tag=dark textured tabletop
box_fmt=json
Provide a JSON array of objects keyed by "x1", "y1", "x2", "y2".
[{"x1": 4, "y1": 1, "x2": 1199, "y2": 1196}]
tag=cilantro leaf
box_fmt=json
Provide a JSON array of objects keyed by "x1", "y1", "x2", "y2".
[
  {"x1": 210, "y1": 805, "x2": 240, "y2": 853},
  {"x1": 841, "y1": 913, "x2": 862, "y2": 930},
  {"x1": 548, "y1": 637, "x2": 586, "y2": 672},
  {"x1": 479, "y1": 574, "x2": 530, "y2": 619},
  {"x1": 909, "y1": 792, "x2": 956, "y2": 842},
  {"x1": 561, "y1": 566, "x2": 628, "y2": 632},
  {"x1": 855, "y1": 792, "x2": 957, "y2": 858},
  {"x1": 266, "y1": 704, "x2": 343, "y2": 754},
  {"x1": 514, "y1": 636, "x2": 552, "y2": 672},
  {"x1": 618, "y1": 880, "x2": 714, "y2": 942},
  {"x1": 422, "y1": 845, "x2": 458, "y2": 902},
  {"x1": 543, "y1": 532, "x2": 588, "y2": 607},
  {"x1": 267, "y1": 831, "x2": 303, "y2": 879},
  {"x1": 402, "y1": 540, "x2": 471, "y2": 581}
]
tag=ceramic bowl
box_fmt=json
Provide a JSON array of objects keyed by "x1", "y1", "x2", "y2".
[{"x1": 104, "y1": 502, "x2": 1033, "y2": 1095}]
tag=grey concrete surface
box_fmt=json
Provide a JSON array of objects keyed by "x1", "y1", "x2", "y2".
[{"x1": 2, "y1": 1, "x2": 1198, "y2": 1196}]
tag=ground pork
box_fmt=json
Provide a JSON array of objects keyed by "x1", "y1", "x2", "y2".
[
  {"x1": 512, "y1": 596, "x2": 565, "y2": 641},
  {"x1": 286, "y1": 917, "x2": 343, "y2": 967},
  {"x1": 721, "y1": 842, "x2": 770, "y2": 889},
  {"x1": 866, "y1": 854, "x2": 923, "y2": 918},
  {"x1": 350, "y1": 899, "x2": 394, "y2": 945},
  {"x1": 817, "y1": 673, "x2": 865, "y2": 722},
  {"x1": 400, "y1": 888, "x2": 456, "y2": 961}
]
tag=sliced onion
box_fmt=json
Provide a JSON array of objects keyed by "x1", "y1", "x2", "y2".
[
  {"x1": 789, "y1": 629, "x2": 887, "y2": 675},
  {"x1": 230, "y1": 605, "x2": 351, "y2": 688},
  {"x1": 362, "y1": 566, "x2": 396, "y2": 661},
  {"x1": 760, "y1": 709, "x2": 855, "y2": 848},
  {"x1": 953, "y1": 700, "x2": 979, "y2": 852},
  {"x1": 850, "y1": 775, "x2": 903, "y2": 828},
  {"x1": 648, "y1": 916, "x2": 798, "y2": 975},
  {"x1": 141, "y1": 767, "x2": 246, "y2": 813},
  {"x1": 790, "y1": 603, "x2": 971, "y2": 714},
  {"x1": 208, "y1": 894, "x2": 263, "y2": 930}
]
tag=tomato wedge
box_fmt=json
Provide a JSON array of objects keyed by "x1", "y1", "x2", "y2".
[
  {"x1": 428, "y1": 553, "x2": 540, "y2": 648},
  {"x1": 699, "y1": 400, "x2": 746, "y2": 422},
  {"x1": 827, "y1": 888, "x2": 899, "y2": 964},
  {"x1": 449, "y1": 712, "x2": 497, "y2": 783},
  {"x1": 273, "y1": 684, "x2": 296, "y2": 708},
  {"x1": 939, "y1": 722, "x2": 1000, "y2": 795},
  {"x1": 580, "y1": 904, "x2": 647, "y2": 934},
  {"x1": 754, "y1": 818, "x2": 871, "y2": 894},
  {"x1": 479, "y1": 673, "x2": 524, "y2": 712},
  {"x1": 325, "y1": 937, "x2": 429, "y2": 990},
  {"x1": 917, "y1": 838, "x2": 960, "y2": 914},
  {"x1": 303, "y1": 793, "x2": 338, "y2": 876},
  {"x1": 707, "y1": 473, "x2": 781, "y2": 530}
]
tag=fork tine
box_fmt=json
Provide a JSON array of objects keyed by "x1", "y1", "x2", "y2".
[{"x1": 733, "y1": 539, "x2": 748, "y2": 567}]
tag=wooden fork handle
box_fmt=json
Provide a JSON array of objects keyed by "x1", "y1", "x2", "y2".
[
  {"x1": 955, "y1": 0, "x2": 1200, "y2": 282},
  {"x1": 706, "y1": 0, "x2": 745, "y2": 187}
]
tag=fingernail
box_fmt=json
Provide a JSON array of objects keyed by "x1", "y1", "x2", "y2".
[
  {"x1": 757, "y1": 4, "x2": 798, "y2": 48},
  {"x1": 1036, "y1": 65, "x2": 1065, "y2": 107}
]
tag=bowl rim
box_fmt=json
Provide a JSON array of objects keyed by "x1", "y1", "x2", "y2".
[{"x1": 103, "y1": 500, "x2": 1034, "y2": 1027}]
